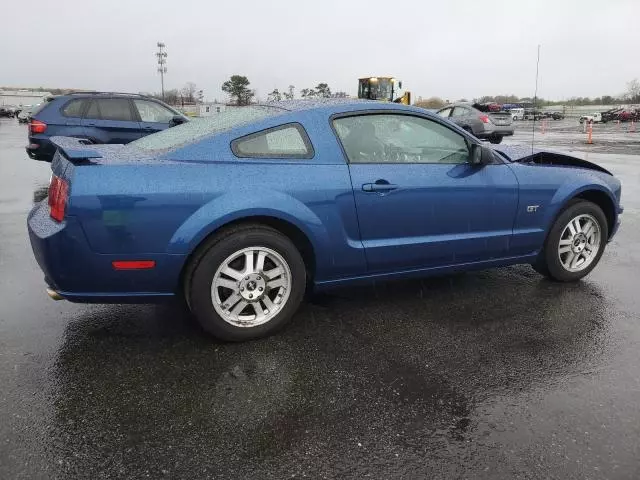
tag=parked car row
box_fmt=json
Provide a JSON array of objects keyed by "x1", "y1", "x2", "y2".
[
  {"x1": 579, "y1": 108, "x2": 639, "y2": 124},
  {"x1": 600, "y1": 107, "x2": 639, "y2": 123},
  {"x1": 0, "y1": 105, "x2": 19, "y2": 118}
]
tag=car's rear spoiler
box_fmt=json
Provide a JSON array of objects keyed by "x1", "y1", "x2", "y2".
[{"x1": 50, "y1": 136, "x2": 103, "y2": 162}]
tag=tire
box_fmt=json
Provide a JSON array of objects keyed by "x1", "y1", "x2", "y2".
[
  {"x1": 186, "y1": 224, "x2": 306, "y2": 341},
  {"x1": 513, "y1": 116, "x2": 518, "y2": 121},
  {"x1": 532, "y1": 200, "x2": 608, "y2": 282},
  {"x1": 488, "y1": 135, "x2": 503, "y2": 144}
]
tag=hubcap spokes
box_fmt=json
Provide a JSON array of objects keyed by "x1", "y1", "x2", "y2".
[
  {"x1": 211, "y1": 247, "x2": 292, "y2": 327},
  {"x1": 558, "y1": 214, "x2": 601, "y2": 272}
]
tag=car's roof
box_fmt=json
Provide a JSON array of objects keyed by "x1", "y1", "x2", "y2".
[
  {"x1": 128, "y1": 100, "x2": 440, "y2": 154},
  {"x1": 259, "y1": 98, "x2": 431, "y2": 116},
  {"x1": 60, "y1": 91, "x2": 156, "y2": 100},
  {"x1": 262, "y1": 98, "x2": 371, "y2": 111}
]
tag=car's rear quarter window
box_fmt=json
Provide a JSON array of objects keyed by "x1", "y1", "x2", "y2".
[{"x1": 231, "y1": 123, "x2": 313, "y2": 159}]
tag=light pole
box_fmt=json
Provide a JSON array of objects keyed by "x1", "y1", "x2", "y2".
[{"x1": 156, "y1": 42, "x2": 168, "y2": 100}]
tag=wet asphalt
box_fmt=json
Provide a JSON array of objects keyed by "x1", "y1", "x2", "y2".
[{"x1": 1, "y1": 118, "x2": 639, "y2": 479}]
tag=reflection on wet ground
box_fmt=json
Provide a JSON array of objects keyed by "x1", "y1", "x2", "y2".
[{"x1": 45, "y1": 268, "x2": 615, "y2": 478}]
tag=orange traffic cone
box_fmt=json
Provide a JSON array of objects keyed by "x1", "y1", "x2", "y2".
[{"x1": 586, "y1": 121, "x2": 593, "y2": 144}]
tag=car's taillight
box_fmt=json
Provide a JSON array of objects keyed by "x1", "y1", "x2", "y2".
[
  {"x1": 29, "y1": 119, "x2": 47, "y2": 134},
  {"x1": 479, "y1": 114, "x2": 490, "y2": 124},
  {"x1": 48, "y1": 175, "x2": 68, "y2": 222}
]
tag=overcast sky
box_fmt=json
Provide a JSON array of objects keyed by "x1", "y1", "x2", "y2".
[{"x1": 1, "y1": 0, "x2": 638, "y2": 101}]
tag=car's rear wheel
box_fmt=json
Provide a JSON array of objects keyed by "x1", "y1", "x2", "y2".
[
  {"x1": 533, "y1": 200, "x2": 608, "y2": 281},
  {"x1": 186, "y1": 224, "x2": 306, "y2": 341},
  {"x1": 488, "y1": 135, "x2": 503, "y2": 144}
]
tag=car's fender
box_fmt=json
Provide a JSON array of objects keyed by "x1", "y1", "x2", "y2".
[
  {"x1": 167, "y1": 189, "x2": 329, "y2": 261},
  {"x1": 544, "y1": 177, "x2": 618, "y2": 234}
]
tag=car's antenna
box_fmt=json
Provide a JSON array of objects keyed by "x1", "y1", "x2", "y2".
[{"x1": 531, "y1": 44, "x2": 541, "y2": 154}]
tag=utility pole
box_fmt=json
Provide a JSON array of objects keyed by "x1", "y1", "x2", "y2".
[{"x1": 156, "y1": 42, "x2": 168, "y2": 100}]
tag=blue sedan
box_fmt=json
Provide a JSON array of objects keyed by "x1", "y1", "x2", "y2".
[{"x1": 28, "y1": 100, "x2": 623, "y2": 340}]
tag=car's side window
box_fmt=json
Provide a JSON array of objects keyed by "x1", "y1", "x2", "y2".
[
  {"x1": 85, "y1": 101, "x2": 100, "y2": 119},
  {"x1": 62, "y1": 99, "x2": 86, "y2": 118},
  {"x1": 451, "y1": 106, "x2": 469, "y2": 117},
  {"x1": 437, "y1": 107, "x2": 452, "y2": 117},
  {"x1": 231, "y1": 123, "x2": 314, "y2": 159},
  {"x1": 134, "y1": 99, "x2": 175, "y2": 123},
  {"x1": 333, "y1": 114, "x2": 470, "y2": 164},
  {"x1": 94, "y1": 99, "x2": 135, "y2": 122}
]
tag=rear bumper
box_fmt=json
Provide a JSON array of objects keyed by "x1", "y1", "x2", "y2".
[
  {"x1": 478, "y1": 126, "x2": 514, "y2": 137},
  {"x1": 28, "y1": 201, "x2": 185, "y2": 302},
  {"x1": 26, "y1": 136, "x2": 55, "y2": 161}
]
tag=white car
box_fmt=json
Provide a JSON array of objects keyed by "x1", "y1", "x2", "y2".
[
  {"x1": 579, "y1": 112, "x2": 602, "y2": 124},
  {"x1": 510, "y1": 108, "x2": 525, "y2": 121},
  {"x1": 17, "y1": 105, "x2": 38, "y2": 124}
]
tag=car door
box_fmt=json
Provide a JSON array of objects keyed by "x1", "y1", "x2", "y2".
[
  {"x1": 133, "y1": 99, "x2": 177, "y2": 137},
  {"x1": 333, "y1": 112, "x2": 519, "y2": 273},
  {"x1": 60, "y1": 98, "x2": 87, "y2": 135},
  {"x1": 81, "y1": 98, "x2": 141, "y2": 144}
]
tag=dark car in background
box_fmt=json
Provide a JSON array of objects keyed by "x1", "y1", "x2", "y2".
[
  {"x1": 26, "y1": 92, "x2": 188, "y2": 161},
  {"x1": 0, "y1": 105, "x2": 16, "y2": 118},
  {"x1": 437, "y1": 103, "x2": 513, "y2": 144}
]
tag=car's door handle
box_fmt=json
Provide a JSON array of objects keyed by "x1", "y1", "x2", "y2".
[
  {"x1": 362, "y1": 182, "x2": 398, "y2": 192},
  {"x1": 85, "y1": 123, "x2": 97, "y2": 127}
]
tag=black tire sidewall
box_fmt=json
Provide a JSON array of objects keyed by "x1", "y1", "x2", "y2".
[
  {"x1": 542, "y1": 200, "x2": 608, "y2": 281},
  {"x1": 189, "y1": 226, "x2": 306, "y2": 341}
]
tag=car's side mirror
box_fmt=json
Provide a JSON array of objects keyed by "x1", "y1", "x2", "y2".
[
  {"x1": 169, "y1": 115, "x2": 187, "y2": 127},
  {"x1": 470, "y1": 144, "x2": 491, "y2": 166}
]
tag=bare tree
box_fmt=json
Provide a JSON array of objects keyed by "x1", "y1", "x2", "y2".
[
  {"x1": 626, "y1": 78, "x2": 640, "y2": 103},
  {"x1": 414, "y1": 97, "x2": 446, "y2": 109},
  {"x1": 300, "y1": 88, "x2": 316, "y2": 98},
  {"x1": 181, "y1": 82, "x2": 198, "y2": 103},
  {"x1": 283, "y1": 85, "x2": 295, "y2": 100}
]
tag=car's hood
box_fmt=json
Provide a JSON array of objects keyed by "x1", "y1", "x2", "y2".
[{"x1": 492, "y1": 144, "x2": 613, "y2": 176}]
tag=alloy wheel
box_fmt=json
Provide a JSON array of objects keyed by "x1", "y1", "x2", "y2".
[
  {"x1": 557, "y1": 214, "x2": 601, "y2": 272},
  {"x1": 211, "y1": 246, "x2": 292, "y2": 327}
]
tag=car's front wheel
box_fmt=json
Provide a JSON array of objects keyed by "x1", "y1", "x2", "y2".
[
  {"x1": 533, "y1": 200, "x2": 608, "y2": 281},
  {"x1": 488, "y1": 135, "x2": 503, "y2": 144},
  {"x1": 186, "y1": 224, "x2": 306, "y2": 341}
]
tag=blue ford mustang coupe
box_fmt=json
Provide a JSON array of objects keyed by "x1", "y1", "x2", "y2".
[{"x1": 28, "y1": 100, "x2": 622, "y2": 340}]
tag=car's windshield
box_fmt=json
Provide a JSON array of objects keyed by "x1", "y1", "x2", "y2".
[{"x1": 129, "y1": 105, "x2": 285, "y2": 151}]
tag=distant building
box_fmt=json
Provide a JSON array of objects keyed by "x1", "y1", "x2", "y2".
[
  {"x1": 199, "y1": 103, "x2": 227, "y2": 117},
  {"x1": 0, "y1": 89, "x2": 52, "y2": 107}
]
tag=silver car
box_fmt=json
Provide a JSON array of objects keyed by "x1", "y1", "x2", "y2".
[{"x1": 436, "y1": 103, "x2": 514, "y2": 144}]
